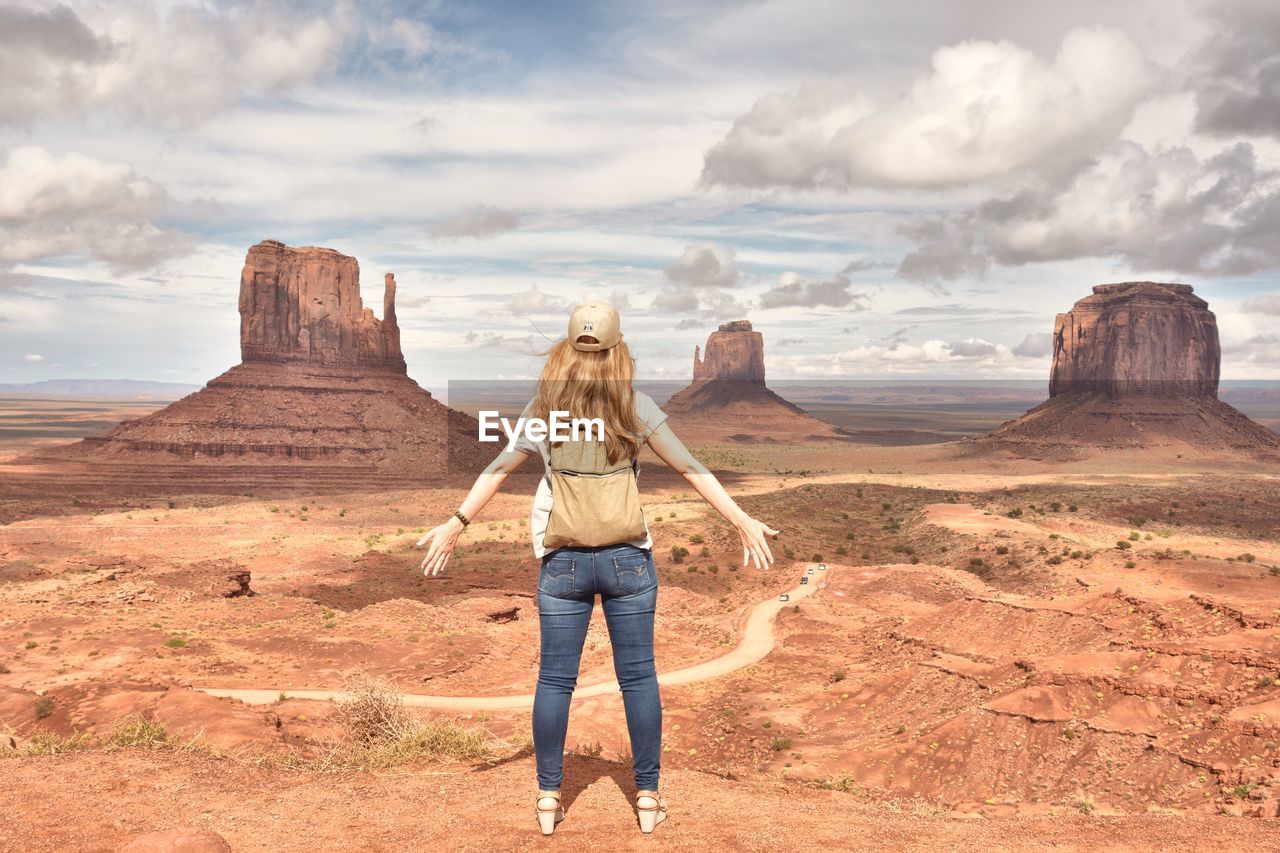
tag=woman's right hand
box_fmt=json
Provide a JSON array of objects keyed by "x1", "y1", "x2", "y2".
[{"x1": 736, "y1": 514, "x2": 779, "y2": 569}]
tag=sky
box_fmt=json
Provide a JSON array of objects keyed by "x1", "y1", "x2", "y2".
[{"x1": 2, "y1": 0, "x2": 1280, "y2": 390}]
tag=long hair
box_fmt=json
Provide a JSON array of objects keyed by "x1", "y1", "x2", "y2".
[{"x1": 532, "y1": 338, "x2": 642, "y2": 465}]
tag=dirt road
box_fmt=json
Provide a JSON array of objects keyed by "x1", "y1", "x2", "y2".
[{"x1": 197, "y1": 564, "x2": 826, "y2": 710}]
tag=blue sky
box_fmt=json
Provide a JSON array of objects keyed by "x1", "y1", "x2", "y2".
[{"x1": 2, "y1": 0, "x2": 1279, "y2": 388}]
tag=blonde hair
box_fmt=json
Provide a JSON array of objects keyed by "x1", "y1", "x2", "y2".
[{"x1": 533, "y1": 337, "x2": 642, "y2": 465}]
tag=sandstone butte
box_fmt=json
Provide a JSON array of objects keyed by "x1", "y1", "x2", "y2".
[
  {"x1": 663, "y1": 320, "x2": 845, "y2": 442},
  {"x1": 6, "y1": 240, "x2": 488, "y2": 494},
  {"x1": 990, "y1": 281, "x2": 1280, "y2": 454}
]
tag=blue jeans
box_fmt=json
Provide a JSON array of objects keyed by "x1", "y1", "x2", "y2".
[{"x1": 533, "y1": 543, "x2": 661, "y2": 792}]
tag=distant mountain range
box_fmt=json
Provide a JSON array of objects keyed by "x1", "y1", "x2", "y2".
[{"x1": 0, "y1": 379, "x2": 203, "y2": 399}]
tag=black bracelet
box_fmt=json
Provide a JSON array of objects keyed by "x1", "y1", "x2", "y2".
[{"x1": 453, "y1": 510, "x2": 471, "y2": 527}]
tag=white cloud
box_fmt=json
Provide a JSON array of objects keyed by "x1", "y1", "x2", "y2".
[
  {"x1": 664, "y1": 243, "x2": 740, "y2": 288},
  {"x1": 505, "y1": 284, "x2": 568, "y2": 315},
  {"x1": 946, "y1": 338, "x2": 999, "y2": 358},
  {"x1": 651, "y1": 287, "x2": 699, "y2": 313},
  {"x1": 428, "y1": 206, "x2": 522, "y2": 239},
  {"x1": 899, "y1": 139, "x2": 1280, "y2": 282},
  {"x1": 771, "y1": 335, "x2": 1020, "y2": 377},
  {"x1": 0, "y1": 145, "x2": 192, "y2": 272},
  {"x1": 1191, "y1": 0, "x2": 1280, "y2": 138},
  {"x1": 1013, "y1": 331, "x2": 1054, "y2": 357},
  {"x1": 758, "y1": 271, "x2": 869, "y2": 309},
  {"x1": 0, "y1": 1, "x2": 342, "y2": 127},
  {"x1": 1242, "y1": 293, "x2": 1280, "y2": 315},
  {"x1": 703, "y1": 26, "x2": 1155, "y2": 190}
]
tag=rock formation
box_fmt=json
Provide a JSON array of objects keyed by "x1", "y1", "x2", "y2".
[
  {"x1": 665, "y1": 320, "x2": 844, "y2": 442},
  {"x1": 239, "y1": 241, "x2": 406, "y2": 370},
  {"x1": 1048, "y1": 283, "x2": 1219, "y2": 398},
  {"x1": 8, "y1": 241, "x2": 488, "y2": 492},
  {"x1": 692, "y1": 319, "x2": 766, "y2": 383},
  {"x1": 989, "y1": 282, "x2": 1278, "y2": 455}
]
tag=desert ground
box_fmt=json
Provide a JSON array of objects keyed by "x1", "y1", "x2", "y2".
[{"x1": 2, "y1": 396, "x2": 1279, "y2": 851}]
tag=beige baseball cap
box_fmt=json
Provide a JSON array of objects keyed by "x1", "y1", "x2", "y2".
[{"x1": 567, "y1": 300, "x2": 622, "y2": 351}]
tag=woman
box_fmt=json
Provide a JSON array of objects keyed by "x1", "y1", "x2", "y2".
[{"x1": 416, "y1": 299, "x2": 778, "y2": 836}]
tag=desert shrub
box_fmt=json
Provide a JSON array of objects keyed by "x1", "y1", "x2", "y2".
[
  {"x1": 331, "y1": 673, "x2": 491, "y2": 768},
  {"x1": 335, "y1": 673, "x2": 416, "y2": 745},
  {"x1": 1047, "y1": 555, "x2": 1063, "y2": 565},
  {"x1": 1005, "y1": 508, "x2": 1023, "y2": 518},
  {"x1": 881, "y1": 502, "x2": 892, "y2": 512},
  {"x1": 812, "y1": 553, "x2": 823, "y2": 562},
  {"x1": 1239, "y1": 553, "x2": 1256, "y2": 563},
  {"x1": 1049, "y1": 501, "x2": 1062, "y2": 512},
  {"x1": 104, "y1": 716, "x2": 171, "y2": 750},
  {"x1": 818, "y1": 775, "x2": 857, "y2": 792},
  {"x1": 689, "y1": 534, "x2": 704, "y2": 545},
  {"x1": 892, "y1": 543, "x2": 914, "y2": 555},
  {"x1": 995, "y1": 545, "x2": 1009, "y2": 555},
  {"x1": 830, "y1": 669, "x2": 846, "y2": 683},
  {"x1": 1068, "y1": 504, "x2": 1078, "y2": 512},
  {"x1": 835, "y1": 546, "x2": 847, "y2": 556},
  {"x1": 164, "y1": 636, "x2": 186, "y2": 649},
  {"x1": 33, "y1": 696, "x2": 54, "y2": 720},
  {"x1": 1116, "y1": 540, "x2": 1132, "y2": 550},
  {"x1": 574, "y1": 740, "x2": 604, "y2": 758},
  {"x1": 20, "y1": 731, "x2": 92, "y2": 755},
  {"x1": 969, "y1": 557, "x2": 985, "y2": 567},
  {"x1": 670, "y1": 545, "x2": 689, "y2": 563},
  {"x1": 845, "y1": 531, "x2": 855, "y2": 540},
  {"x1": 770, "y1": 736, "x2": 793, "y2": 751}
]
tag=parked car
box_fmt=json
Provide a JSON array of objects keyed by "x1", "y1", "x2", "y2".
[
  {"x1": 807, "y1": 567, "x2": 816, "y2": 575},
  {"x1": 818, "y1": 563, "x2": 827, "y2": 571},
  {"x1": 778, "y1": 593, "x2": 790, "y2": 602},
  {"x1": 800, "y1": 576, "x2": 809, "y2": 585}
]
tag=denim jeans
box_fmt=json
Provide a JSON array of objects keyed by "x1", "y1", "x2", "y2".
[{"x1": 533, "y1": 543, "x2": 661, "y2": 791}]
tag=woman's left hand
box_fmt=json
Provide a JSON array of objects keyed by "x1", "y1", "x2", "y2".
[
  {"x1": 736, "y1": 514, "x2": 779, "y2": 569},
  {"x1": 417, "y1": 516, "x2": 464, "y2": 576}
]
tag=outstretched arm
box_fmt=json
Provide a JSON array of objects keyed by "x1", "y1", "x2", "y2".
[
  {"x1": 644, "y1": 422, "x2": 779, "y2": 569},
  {"x1": 416, "y1": 448, "x2": 534, "y2": 576}
]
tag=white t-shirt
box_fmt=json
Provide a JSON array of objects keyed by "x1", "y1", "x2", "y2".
[{"x1": 513, "y1": 390, "x2": 668, "y2": 558}]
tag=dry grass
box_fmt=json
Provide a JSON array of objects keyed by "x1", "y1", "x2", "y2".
[
  {"x1": 16, "y1": 731, "x2": 94, "y2": 756},
  {"x1": 316, "y1": 672, "x2": 494, "y2": 770},
  {"x1": 102, "y1": 716, "x2": 172, "y2": 751},
  {"x1": 5, "y1": 675, "x2": 508, "y2": 773}
]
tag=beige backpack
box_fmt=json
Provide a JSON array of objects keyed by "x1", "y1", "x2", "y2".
[{"x1": 542, "y1": 434, "x2": 646, "y2": 549}]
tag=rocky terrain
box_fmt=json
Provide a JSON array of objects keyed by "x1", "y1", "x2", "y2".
[
  {"x1": 1, "y1": 453, "x2": 1278, "y2": 850},
  {"x1": 3, "y1": 280, "x2": 1279, "y2": 850},
  {"x1": 2, "y1": 241, "x2": 488, "y2": 496},
  {"x1": 665, "y1": 321, "x2": 846, "y2": 442},
  {"x1": 988, "y1": 283, "x2": 1280, "y2": 455}
]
